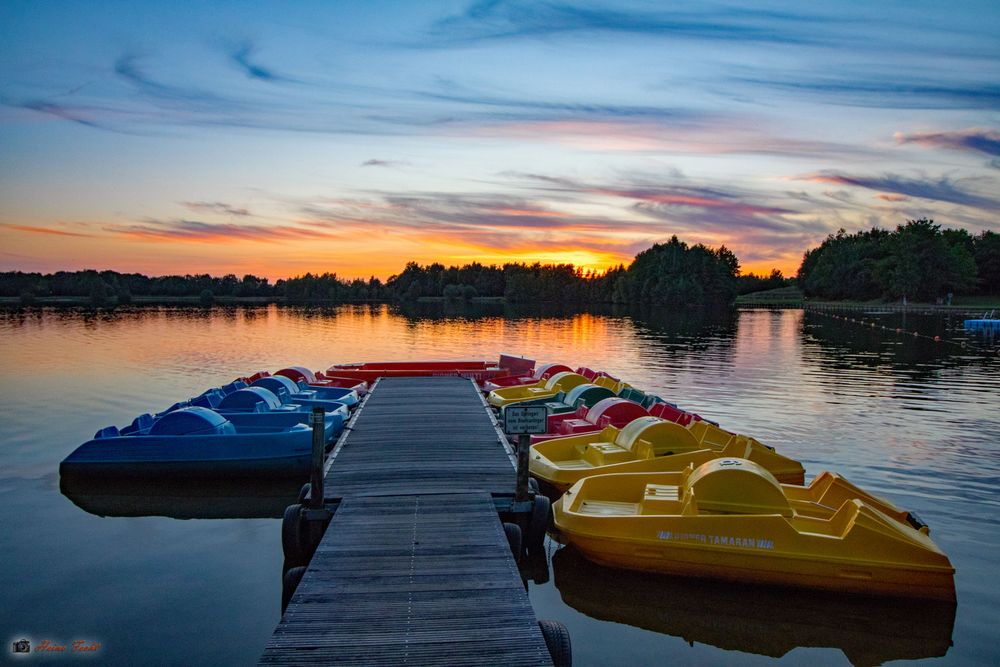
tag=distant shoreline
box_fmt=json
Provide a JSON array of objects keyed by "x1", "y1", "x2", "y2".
[{"x1": 0, "y1": 295, "x2": 509, "y2": 307}]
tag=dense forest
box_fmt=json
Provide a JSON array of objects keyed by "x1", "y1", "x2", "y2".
[
  {"x1": 798, "y1": 219, "x2": 999, "y2": 301},
  {"x1": 5, "y1": 221, "x2": 997, "y2": 306},
  {"x1": 0, "y1": 235, "x2": 740, "y2": 306}
]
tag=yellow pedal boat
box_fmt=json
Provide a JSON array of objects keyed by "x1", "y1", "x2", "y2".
[
  {"x1": 487, "y1": 371, "x2": 593, "y2": 408},
  {"x1": 552, "y1": 458, "x2": 956, "y2": 600},
  {"x1": 530, "y1": 416, "x2": 805, "y2": 491}
]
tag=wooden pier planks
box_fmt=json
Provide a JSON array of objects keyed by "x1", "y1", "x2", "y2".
[
  {"x1": 260, "y1": 377, "x2": 552, "y2": 665},
  {"x1": 261, "y1": 494, "x2": 551, "y2": 665},
  {"x1": 323, "y1": 376, "x2": 515, "y2": 498}
]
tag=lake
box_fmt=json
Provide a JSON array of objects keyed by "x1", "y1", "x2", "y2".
[{"x1": 1, "y1": 304, "x2": 998, "y2": 666}]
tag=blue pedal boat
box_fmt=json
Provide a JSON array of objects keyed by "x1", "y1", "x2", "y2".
[
  {"x1": 61, "y1": 407, "x2": 323, "y2": 478},
  {"x1": 251, "y1": 375, "x2": 360, "y2": 409},
  {"x1": 167, "y1": 379, "x2": 352, "y2": 424}
]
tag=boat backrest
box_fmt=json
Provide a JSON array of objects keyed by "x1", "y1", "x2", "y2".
[
  {"x1": 120, "y1": 413, "x2": 155, "y2": 436},
  {"x1": 649, "y1": 402, "x2": 698, "y2": 426},
  {"x1": 688, "y1": 420, "x2": 736, "y2": 448},
  {"x1": 191, "y1": 389, "x2": 224, "y2": 409},
  {"x1": 220, "y1": 380, "x2": 247, "y2": 395},
  {"x1": 640, "y1": 394, "x2": 665, "y2": 409},
  {"x1": 617, "y1": 387, "x2": 647, "y2": 404},
  {"x1": 94, "y1": 425, "x2": 121, "y2": 439}
]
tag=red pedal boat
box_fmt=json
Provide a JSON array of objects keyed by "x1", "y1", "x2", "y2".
[
  {"x1": 324, "y1": 354, "x2": 534, "y2": 387},
  {"x1": 482, "y1": 362, "x2": 573, "y2": 392},
  {"x1": 531, "y1": 397, "x2": 703, "y2": 444}
]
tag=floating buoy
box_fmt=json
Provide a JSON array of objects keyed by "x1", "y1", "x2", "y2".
[
  {"x1": 934, "y1": 336, "x2": 941, "y2": 342},
  {"x1": 913, "y1": 331, "x2": 919, "y2": 337}
]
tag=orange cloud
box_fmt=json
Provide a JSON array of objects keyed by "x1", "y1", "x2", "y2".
[{"x1": 6, "y1": 224, "x2": 95, "y2": 237}]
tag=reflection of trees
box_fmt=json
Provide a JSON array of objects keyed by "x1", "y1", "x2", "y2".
[
  {"x1": 390, "y1": 300, "x2": 618, "y2": 323},
  {"x1": 800, "y1": 310, "x2": 994, "y2": 383},
  {"x1": 627, "y1": 305, "x2": 737, "y2": 358},
  {"x1": 552, "y1": 546, "x2": 954, "y2": 666}
]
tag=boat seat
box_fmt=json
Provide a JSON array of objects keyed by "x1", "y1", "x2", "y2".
[
  {"x1": 640, "y1": 484, "x2": 684, "y2": 515},
  {"x1": 558, "y1": 419, "x2": 592, "y2": 433},
  {"x1": 579, "y1": 500, "x2": 639, "y2": 516},
  {"x1": 582, "y1": 442, "x2": 633, "y2": 466}
]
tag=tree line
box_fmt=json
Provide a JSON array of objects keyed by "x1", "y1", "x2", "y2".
[
  {"x1": 798, "y1": 219, "x2": 999, "y2": 301},
  {"x1": 0, "y1": 235, "x2": 741, "y2": 306}
]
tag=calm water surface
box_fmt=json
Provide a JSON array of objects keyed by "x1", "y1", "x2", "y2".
[{"x1": 1, "y1": 305, "x2": 998, "y2": 666}]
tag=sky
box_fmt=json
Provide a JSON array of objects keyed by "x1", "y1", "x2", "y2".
[{"x1": 1, "y1": 0, "x2": 998, "y2": 280}]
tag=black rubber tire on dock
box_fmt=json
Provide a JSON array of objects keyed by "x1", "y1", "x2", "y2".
[
  {"x1": 525, "y1": 494, "x2": 551, "y2": 555},
  {"x1": 503, "y1": 522, "x2": 522, "y2": 562},
  {"x1": 538, "y1": 620, "x2": 572, "y2": 667},
  {"x1": 528, "y1": 477, "x2": 540, "y2": 495},
  {"x1": 281, "y1": 566, "x2": 307, "y2": 615},
  {"x1": 282, "y1": 504, "x2": 305, "y2": 566},
  {"x1": 297, "y1": 483, "x2": 311, "y2": 504}
]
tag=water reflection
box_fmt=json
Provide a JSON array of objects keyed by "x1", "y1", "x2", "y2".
[
  {"x1": 551, "y1": 546, "x2": 955, "y2": 666},
  {"x1": 1, "y1": 304, "x2": 997, "y2": 666},
  {"x1": 59, "y1": 473, "x2": 300, "y2": 519}
]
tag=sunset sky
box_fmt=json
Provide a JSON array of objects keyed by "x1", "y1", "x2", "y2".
[{"x1": 1, "y1": 1, "x2": 998, "y2": 280}]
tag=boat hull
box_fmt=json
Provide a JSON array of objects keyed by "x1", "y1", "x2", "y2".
[{"x1": 557, "y1": 528, "x2": 956, "y2": 600}]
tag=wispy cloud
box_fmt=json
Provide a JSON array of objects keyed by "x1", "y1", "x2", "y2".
[
  {"x1": 361, "y1": 159, "x2": 407, "y2": 168},
  {"x1": 426, "y1": 1, "x2": 820, "y2": 46},
  {"x1": 109, "y1": 219, "x2": 340, "y2": 243},
  {"x1": 229, "y1": 41, "x2": 293, "y2": 83},
  {"x1": 894, "y1": 128, "x2": 1000, "y2": 157},
  {"x1": 4, "y1": 224, "x2": 96, "y2": 238},
  {"x1": 180, "y1": 201, "x2": 252, "y2": 216},
  {"x1": 466, "y1": 117, "x2": 866, "y2": 158},
  {"x1": 737, "y1": 74, "x2": 1000, "y2": 110},
  {"x1": 14, "y1": 100, "x2": 106, "y2": 129},
  {"x1": 113, "y1": 54, "x2": 241, "y2": 112},
  {"x1": 798, "y1": 171, "x2": 1000, "y2": 210}
]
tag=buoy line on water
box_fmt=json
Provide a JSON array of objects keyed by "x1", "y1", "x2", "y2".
[{"x1": 806, "y1": 309, "x2": 1000, "y2": 356}]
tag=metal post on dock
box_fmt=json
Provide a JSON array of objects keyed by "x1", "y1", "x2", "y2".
[
  {"x1": 516, "y1": 434, "x2": 530, "y2": 502},
  {"x1": 309, "y1": 406, "x2": 325, "y2": 509}
]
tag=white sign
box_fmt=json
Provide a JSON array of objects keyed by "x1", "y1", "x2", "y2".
[{"x1": 504, "y1": 406, "x2": 548, "y2": 434}]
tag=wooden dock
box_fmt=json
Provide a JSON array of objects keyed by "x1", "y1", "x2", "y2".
[{"x1": 259, "y1": 377, "x2": 555, "y2": 665}]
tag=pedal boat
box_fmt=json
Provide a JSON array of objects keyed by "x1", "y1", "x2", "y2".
[
  {"x1": 530, "y1": 416, "x2": 805, "y2": 491},
  {"x1": 552, "y1": 458, "x2": 956, "y2": 600},
  {"x1": 269, "y1": 366, "x2": 369, "y2": 396},
  {"x1": 488, "y1": 371, "x2": 623, "y2": 408},
  {"x1": 324, "y1": 354, "x2": 534, "y2": 386},
  {"x1": 250, "y1": 375, "x2": 360, "y2": 409},
  {"x1": 481, "y1": 362, "x2": 573, "y2": 392},
  {"x1": 498, "y1": 382, "x2": 617, "y2": 423},
  {"x1": 532, "y1": 398, "x2": 704, "y2": 444},
  {"x1": 172, "y1": 382, "x2": 350, "y2": 430},
  {"x1": 60, "y1": 407, "x2": 318, "y2": 478}
]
